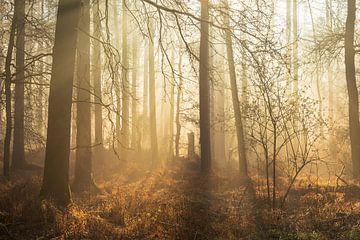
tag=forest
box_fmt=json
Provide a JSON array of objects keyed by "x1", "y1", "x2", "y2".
[{"x1": 1, "y1": 0, "x2": 360, "y2": 239}]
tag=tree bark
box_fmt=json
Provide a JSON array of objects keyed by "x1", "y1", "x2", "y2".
[
  {"x1": 199, "y1": 0, "x2": 211, "y2": 172},
  {"x1": 149, "y1": 20, "x2": 159, "y2": 164},
  {"x1": 175, "y1": 50, "x2": 183, "y2": 158},
  {"x1": 131, "y1": 33, "x2": 139, "y2": 152},
  {"x1": 345, "y1": 0, "x2": 360, "y2": 179},
  {"x1": 93, "y1": 0, "x2": 103, "y2": 158},
  {"x1": 142, "y1": 40, "x2": 149, "y2": 149},
  {"x1": 121, "y1": 0, "x2": 129, "y2": 159},
  {"x1": 40, "y1": 0, "x2": 82, "y2": 205},
  {"x1": 286, "y1": 0, "x2": 291, "y2": 91},
  {"x1": 293, "y1": 0, "x2": 299, "y2": 98},
  {"x1": 224, "y1": 1, "x2": 248, "y2": 179},
  {"x1": 12, "y1": 0, "x2": 26, "y2": 169},
  {"x1": 168, "y1": 49, "x2": 175, "y2": 160},
  {"x1": 3, "y1": 1, "x2": 17, "y2": 179},
  {"x1": 113, "y1": 0, "x2": 121, "y2": 149},
  {"x1": 73, "y1": 0, "x2": 94, "y2": 192}
]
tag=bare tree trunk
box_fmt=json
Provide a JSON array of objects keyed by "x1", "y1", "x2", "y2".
[
  {"x1": 37, "y1": 0, "x2": 46, "y2": 138},
  {"x1": 327, "y1": 0, "x2": 335, "y2": 150},
  {"x1": 113, "y1": 0, "x2": 121, "y2": 149},
  {"x1": 149, "y1": 20, "x2": 158, "y2": 165},
  {"x1": 175, "y1": 50, "x2": 183, "y2": 158},
  {"x1": 131, "y1": 32, "x2": 139, "y2": 152},
  {"x1": 215, "y1": 49, "x2": 226, "y2": 166},
  {"x1": 293, "y1": 0, "x2": 299, "y2": 98},
  {"x1": 188, "y1": 132, "x2": 195, "y2": 161},
  {"x1": 93, "y1": 0, "x2": 103, "y2": 158},
  {"x1": 286, "y1": 0, "x2": 291, "y2": 91},
  {"x1": 199, "y1": 0, "x2": 211, "y2": 172},
  {"x1": 73, "y1": 0, "x2": 94, "y2": 192},
  {"x1": 142, "y1": 40, "x2": 149, "y2": 149},
  {"x1": 121, "y1": 0, "x2": 129, "y2": 160},
  {"x1": 40, "y1": 0, "x2": 82, "y2": 205},
  {"x1": 3, "y1": 1, "x2": 17, "y2": 179},
  {"x1": 168, "y1": 49, "x2": 175, "y2": 160},
  {"x1": 224, "y1": 1, "x2": 248, "y2": 179},
  {"x1": 12, "y1": 0, "x2": 26, "y2": 169},
  {"x1": 345, "y1": 0, "x2": 360, "y2": 179}
]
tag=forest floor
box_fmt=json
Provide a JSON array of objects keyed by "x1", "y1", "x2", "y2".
[{"x1": 1, "y1": 156, "x2": 360, "y2": 239}]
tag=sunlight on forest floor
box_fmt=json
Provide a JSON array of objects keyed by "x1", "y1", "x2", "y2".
[{"x1": 1, "y1": 158, "x2": 360, "y2": 240}]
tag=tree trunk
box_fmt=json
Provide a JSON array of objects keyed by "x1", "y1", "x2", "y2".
[
  {"x1": 327, "y1": 0, "x2": 335, "y2": 152},
  {"x1": 3, "y1": 1, "x2": 17, "y2": 179},
  {"x1": 175, "y1": 50, "x2": 183, "y2": 158},
  {"x1": 286, "y1": 0, "x2": 291, "y2": 90},
  {"x1": 12, "y1": 0, "x2": 26, "y2": 169},
  {"x1": 215, "y1": 48, "x2": 226, "y2": 166},
  {"x1": 93, "y1": 0, "x2": 103, "y2": 158},
  {"x1": 131, "y1": 33, "x2": 139, "y2": 152},
  {"x1": 199, "y1": 0, "x2": 211, "y2": 172},
  {"x1": 113, "y1": 0, "x2": 121, "y2": 149},
  {"x1": 121, "y1": 0, "x2": 129, "y2": 159},
  {"x1": 168, "y1": 49, "x2": 175, "y2": 160},
  {"x1": 293, "y1": 0, "x2": 299, "y2": 98},
  {"x1": 40, "y1": 0, "x2": 82, "y2": 205},
  {"x1": 224, "y1": 1, "x2": 248, "y2": 179},
  {"x1": 142, "y1": 40, "x2": 149, "y2": 149},
  {"x1": 149, "y1": 20, "x2": 159, "y2": 164},
  {"x1": 73, "y1": 0, "x2": 94, "y2": 192},
  {"x1": 345, "y1": 0, "x2": 360, "y2": 179},
  {"x1": 188, "y1": 132, "x2": 195, "y2": 161}
]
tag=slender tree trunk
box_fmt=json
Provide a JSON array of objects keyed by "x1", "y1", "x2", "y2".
[
  {"x1": 293, "y1": 0, "x2": 299, "y2": 98},
  {"x1": 113, "y1": 0, "x2": 121, "y2": 149},
  {"x1": 199, "y1": 0, "x2": 211, "y2": 172},
  {"x1": 224, "y1": 1, "x2": 248, "y2": 179},
  {"x1": 93, "y1": 0, "x2": 103, "y2": 158},
  {"x1": 327, "y1": 0, "x2": 335, "y2": 149},
  {"x1": 142, "y1": 40, "x2": 149, "y2": 149},
  {"x1": 73, "y1": 0, "x2": 94, "y2": 192},
  {"x1": 215, "y1": 47, "x2": 226, "y2": 166},
  {"x1": 345, "y1": 0, "x2": 360, "y2": 179},
  {"x1": 168, "y1": 49, "x2": 175, "y2": 160},
  {"x1": 286, "y1": 0, "x2": 291, "y2": 90},
  {"x1": 175, "y1": 51, "x2": 183, "y2": 158},
  {"x1": 121, "y1": 0, "x2": 129, "y2": 159},
  {"x1": 131, "y1": 33, "x2": 139, "y2": 152},
  {"x1": 149, "y1": 20, "x2": 158, "y2": 164},
  {"x1": 12, "y1": 0, "x2": 26, "y2": 169},
  {"x1": 3, "y1": 2, "x2": 17, "y2": 179},
  {"x1": 40, "y1": 0, "x2": 81, "y2": 205},
  {"x1": 37, "y1": 0, "x2": 46, "y2": 138},
  {"x1": 209, "y1": 24, "x2": 215, "y2": 166}
]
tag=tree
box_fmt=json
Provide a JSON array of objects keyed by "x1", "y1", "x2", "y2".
[
  {"x1": 286, "y1": 0, "x2": 291, "y2": 90},
  {"x1": 12, "y1": 0, "x2": 26, "y2": 169},
  {"x1": 73, "y1": 0, "x2": 94, "y2": 192},
  {"x1": 142, "y1": 39, "x2": 149, "y2": 149},
  {"x1": 344, "y1": 0, "x2": 360, "y2": 179},
  {"x1": 3, "y1": 1, "x2": 17, "y2": 179},
  {"x1": 121, "y1": 0, "x2": 129, "y2": 159},
  {"x1": 131, "y1": 31, "x2": 139, "y2": 152},
  {"x1": 199, "y1": 0, "x2": 211, "y2": 172},
  {"x1": 149, "y1": 19, "x2": 159, "y2": 164},
  {"x1": 293, "y1": 0, "x2": 299, "y2": 99},
  {"x1": 168, "y1": 49, "x2": 175, "y2": 160},
  {"x1": 223, "y1": 0, "x2": 248, "y2": 179},
  {"x1": 93, "y1": 0, "x2": 103, "y2": 158},
  {"x1": 113, "y1": 0, "x2": 121, "y2": 150},
  {"x1": 40, "y1": 0, "x2": 82, "y2": 205},
  {"x1": 175, "y1": 49, "x2": 183, "y2": 158}
]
